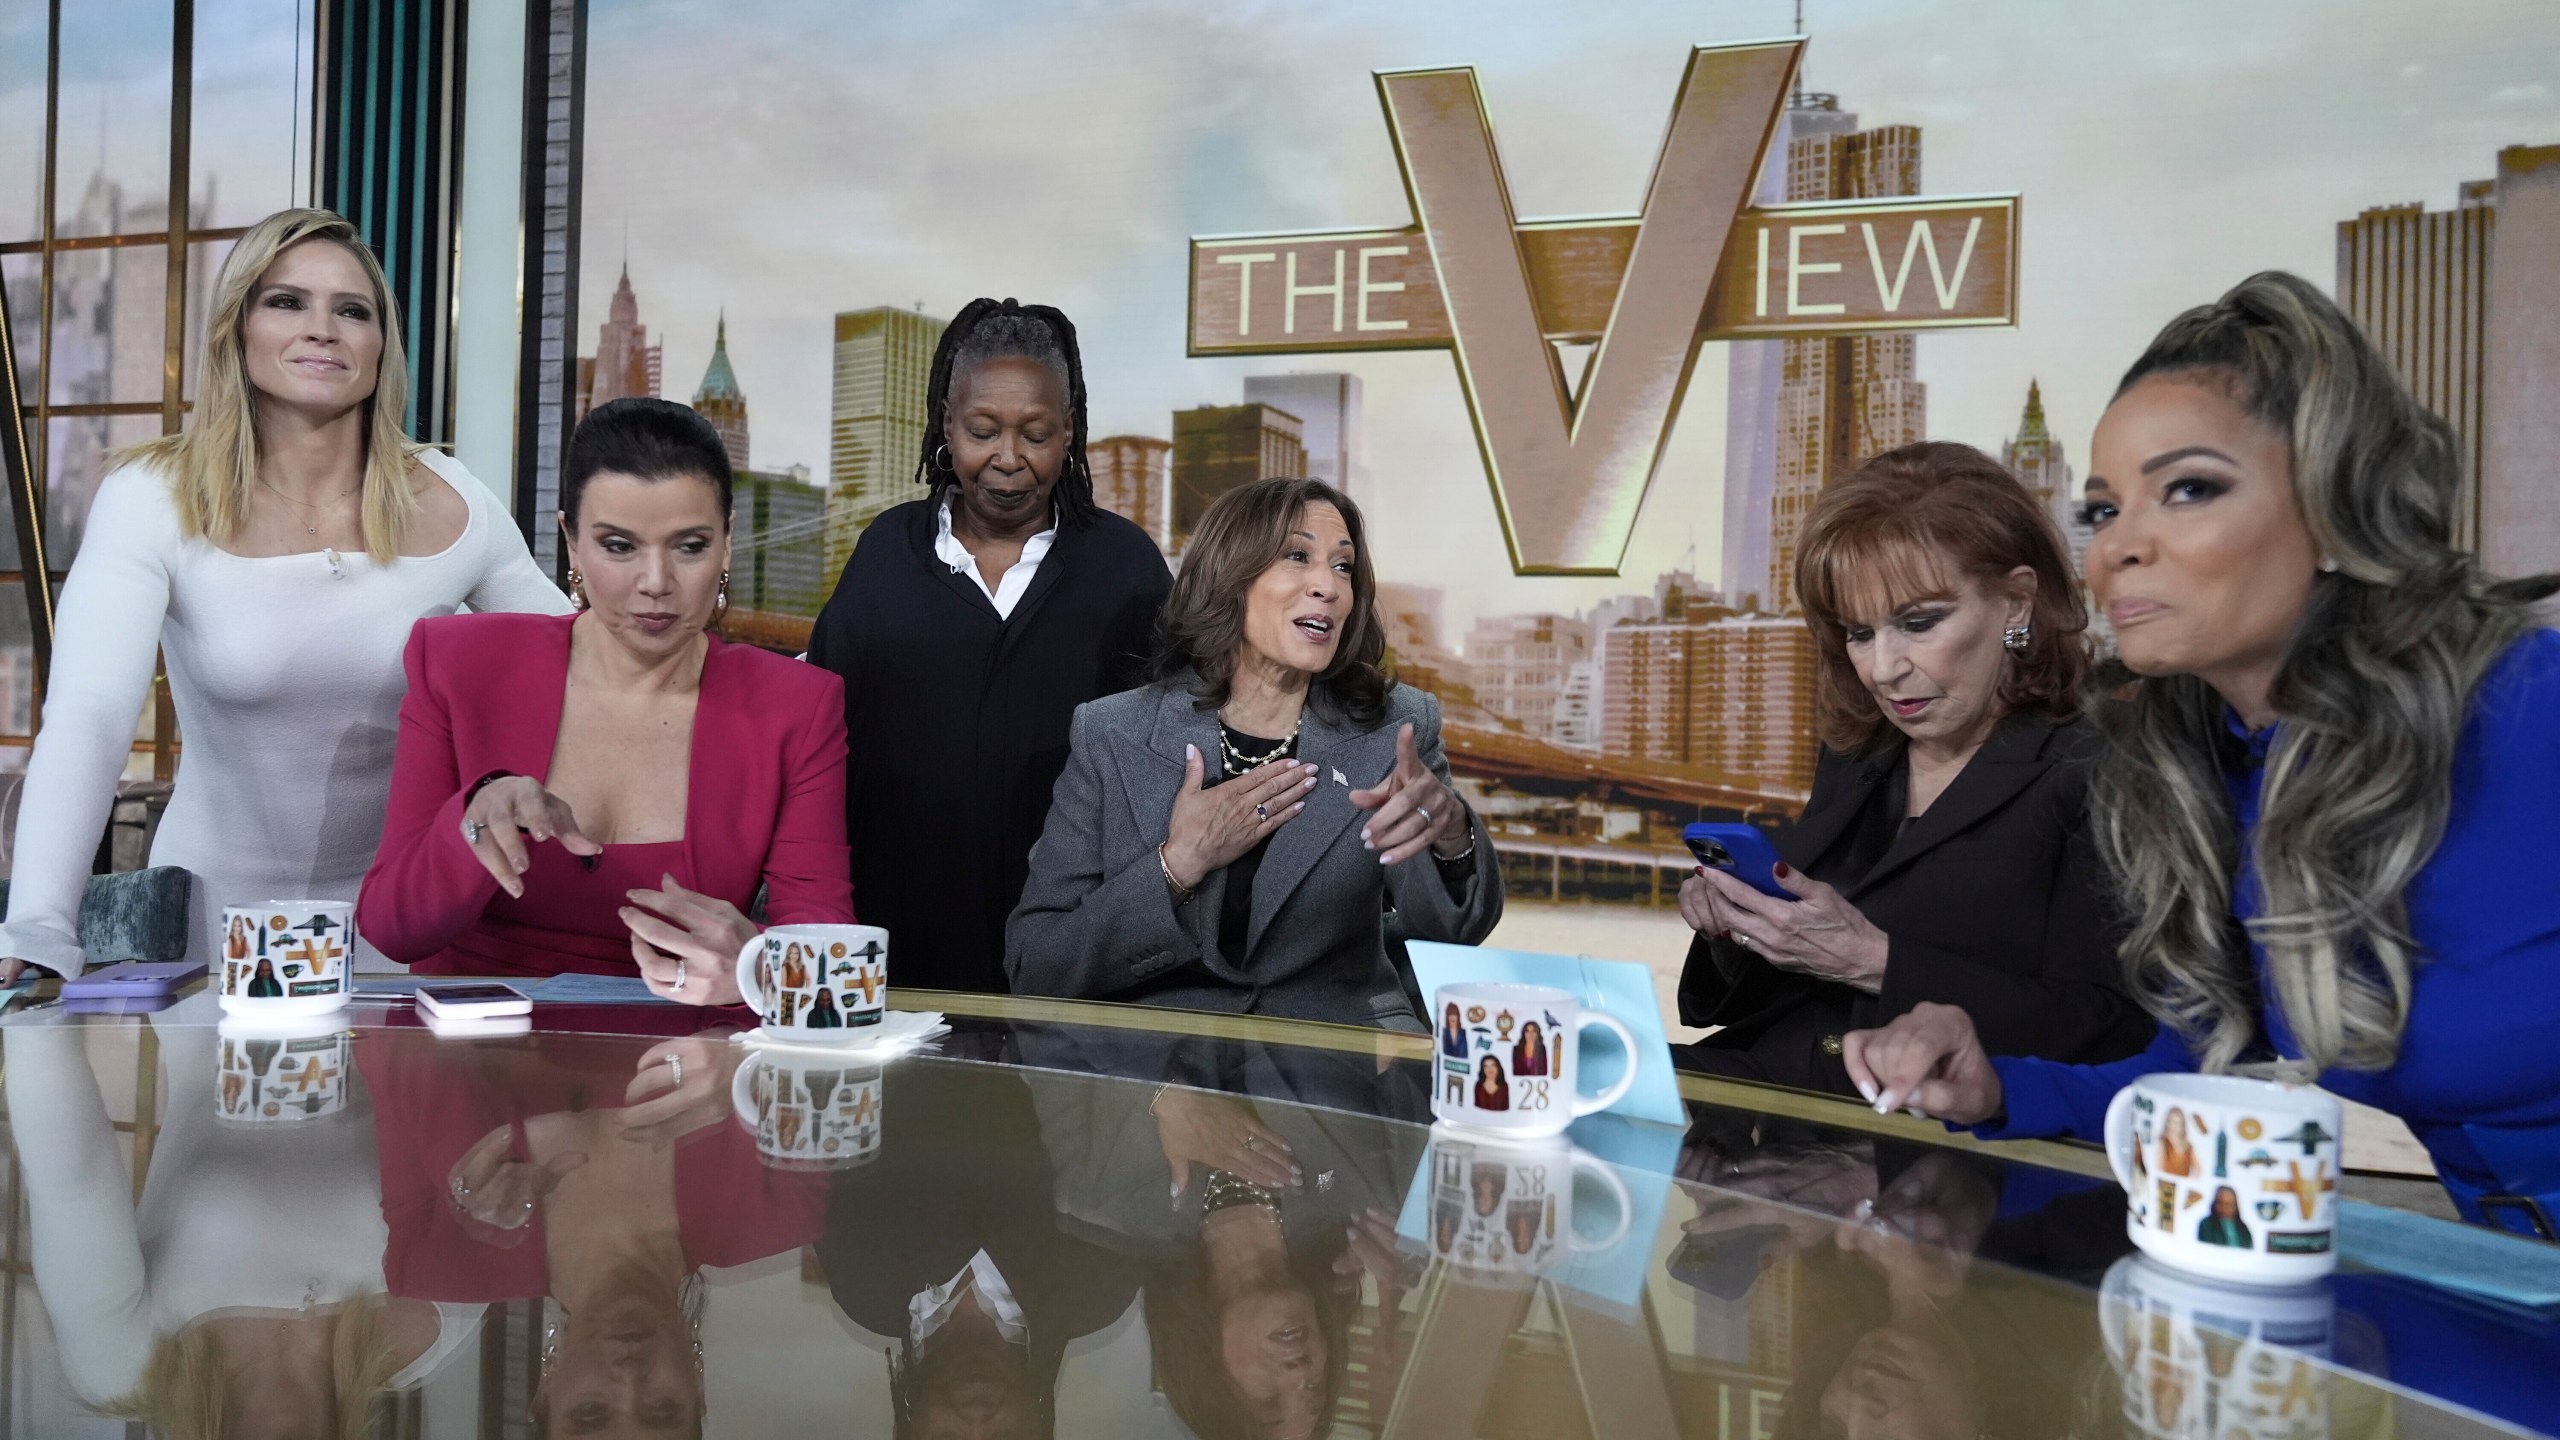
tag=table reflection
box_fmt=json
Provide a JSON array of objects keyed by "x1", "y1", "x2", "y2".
[{"x1": 0, "y1": 995, "x2": 2548, "y2": 1438}]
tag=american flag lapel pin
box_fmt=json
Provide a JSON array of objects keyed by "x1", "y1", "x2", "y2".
[{"x1": 1331, "y1": 767, "x2": 1349, "y2": 788}]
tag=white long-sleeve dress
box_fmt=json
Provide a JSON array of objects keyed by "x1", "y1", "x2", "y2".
[{"x1": 0, "y1": 451, "x2": 568, "y2": 974}]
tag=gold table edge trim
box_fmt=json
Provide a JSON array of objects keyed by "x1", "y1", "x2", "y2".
[{"x1": 889, "y1": 987, "x2": 2115, "y2": 1181}]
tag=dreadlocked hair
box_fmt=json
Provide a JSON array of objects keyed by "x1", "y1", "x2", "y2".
[{"x1": 913, "y1": 297, "x2": 1098, "y2": 527}]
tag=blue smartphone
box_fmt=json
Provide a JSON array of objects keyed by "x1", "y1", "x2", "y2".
[{"x1": 1682, "y1": 823, "x2": 1794, "y2": 900}]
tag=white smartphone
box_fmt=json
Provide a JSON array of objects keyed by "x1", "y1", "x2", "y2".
[
  {"x1": 417, "y1": 982, "x2": 533, "y2": 1020},
  {"x1": 424, "y1": 1010, "x2": 532, "y2": 1039}
]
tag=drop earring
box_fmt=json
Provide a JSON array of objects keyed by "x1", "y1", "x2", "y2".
[
  {"x1": 567, "y1": 569, "x2": 588, "y2": 612},
  {"x1": 713, "y1": 569, "x2": 730, "y2": 625}
]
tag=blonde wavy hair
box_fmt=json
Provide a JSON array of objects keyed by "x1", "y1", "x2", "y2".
[
  {"x1": 2093, "y1": 271, "x2": 2560, "y2": 1074},
  {"x1": 122, "y1": 207, "x2": 422, "y2": 563},
  {"x1": 96, "y1": 1295, "x2": 406, "y2": 1440}
]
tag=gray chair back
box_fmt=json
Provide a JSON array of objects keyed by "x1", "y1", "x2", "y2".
[{"x1": 0, "y1": 866, "x2": 195, "y2": 966}]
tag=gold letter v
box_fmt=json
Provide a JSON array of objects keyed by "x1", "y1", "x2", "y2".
[{"x1": 1379, "y1": 41, "x2": 1798, "y2": 573}]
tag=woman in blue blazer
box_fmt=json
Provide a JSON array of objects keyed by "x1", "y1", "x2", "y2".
[{"x1": 1843, "y1": 272, "x2": 2560, "y2": 1234}]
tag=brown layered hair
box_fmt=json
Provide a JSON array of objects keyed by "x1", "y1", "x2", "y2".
[
  {"x1": 1794, "y1": 440, "x2": 2091, "y2": 755},
  {"x1": 1151, "y1": 476, "x2": 1391, "y2": 727}
]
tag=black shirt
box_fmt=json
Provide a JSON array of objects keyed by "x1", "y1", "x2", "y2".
[
  {"x1": 806, "y1": 499, "x2": 1171, "y2": 995},
  {"x1": 1207, "y1": 723, "x2": 1297, "y2": 968}
]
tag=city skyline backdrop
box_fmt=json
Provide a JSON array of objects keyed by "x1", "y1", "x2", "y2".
[{"x1": 575, "y1": 0, "x2": 2558, "y2": 633}]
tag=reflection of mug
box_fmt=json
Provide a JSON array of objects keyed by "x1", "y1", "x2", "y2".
[
  {"x1": 1429, "y1": 981, "x2": 1638, "y2": 1139},
  {"x1": 730, "y1": 1053, "x2": 883, "y2": 1171},
  {"x1": 218, "y1": 901, "x2": 355, "y2": 1016},
  {"x1": 2099, "y1": 1255, "x2": 2335, "y2": 1440},
  {"x1": 2103, "y1": 1073, "x2": 2343, "y2": 1284},
  {"x1": 216, "y1": 1018, "x2": 352, "y2": 1124},
  {"x1": 1422, "y1": 1129, "x2": 1631, "y2": 1274},
  {"x1": 733, "y1": 924, "x2": 888, "y2": 1043}
]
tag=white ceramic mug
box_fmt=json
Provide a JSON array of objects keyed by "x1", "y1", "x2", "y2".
[
  {"x1": 217, "y1": 901, "x2": 354, "y2": 1017},
  {"x1": 2099, "y1": 1255, "x2": 2336, "y2": 1440},
  {"x1": 733, "y1": 924, "x2": 888, "y2": 1043},
  {"x1": 731, "y1": 1052, "x2": 884, "y2": 1171},
  {"x1": 1429, "y1": 982, "x2": 1639, "y2": 1139},
  {"x1": 2103, "y1": 1072, "x2": 2344, "y2": 1285},
  {"x1": 216, "y1": 1019, "x2": 351, "y2": 1124},
  {"x1": 1423, "y1": 1129, "x2": 1632, "y2": 1275}
]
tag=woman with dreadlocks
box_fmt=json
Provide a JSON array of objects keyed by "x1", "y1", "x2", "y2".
[{"x1": 808, "y1": 299, "x2": 1172, "y2": 995}]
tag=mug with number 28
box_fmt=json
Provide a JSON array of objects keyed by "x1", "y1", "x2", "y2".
[{"x1": 1430, "y1": 981, "x2": 1639, "y2": 1140}]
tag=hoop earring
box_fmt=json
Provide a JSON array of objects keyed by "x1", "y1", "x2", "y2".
[
  {"x1": 713, "y1": 569, "x2": 730, "y2": 625},
  {"x1": 567, "y1": 569, "x2": 588, "y2": 612},
  {"x1": 2002, "y1": 624, "x2": 2031, "y2": 655},
  {"x1": 932, "y1": 443, "x2": 951, "y2": 473}
]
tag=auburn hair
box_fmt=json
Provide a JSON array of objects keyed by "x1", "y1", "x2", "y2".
[{"x1": 1794, "y1": 440, "x2": 2091, "y2": 755}]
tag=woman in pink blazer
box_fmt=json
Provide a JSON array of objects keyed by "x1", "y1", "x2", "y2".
[{"x1": 360, "y1": 400, "x2": 852, "y2": 1004}]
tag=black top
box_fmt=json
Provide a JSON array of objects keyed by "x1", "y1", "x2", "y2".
[
  {"x1": 806, "y1": 499, "x2": 1172, "y2": 995},
  {"x1": 1675, "y1": 713, "x2": 2153, "y2": 1095},
  {"x1": 1207, "y1": 723, "x2": 1298, "y2": 968}
]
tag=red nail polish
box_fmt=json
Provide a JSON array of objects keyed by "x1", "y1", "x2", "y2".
[{"x1": 1774, "y1": 862, "x2": 1791, "y2": 878}]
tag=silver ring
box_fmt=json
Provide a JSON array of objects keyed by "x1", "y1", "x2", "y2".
[
  {"x1": 1417, "y1": 805, "x2": 1431, "y2": 827},
  {"x1": 673, "y1": 959, "x2": 688, "y2": 992},
  {"x1": 461, "y1": 817, "x2": 484, "y2": 846},
  {"x1": 1242, "y1": 1133, "x2": 1260, "y2": 1151},
  {"x1": 1255, "y1": 803, "x2": 1270, "y2": 821},
  {"x1": 666, "y1": 1054, "x2": 684, "y2": 1087}
]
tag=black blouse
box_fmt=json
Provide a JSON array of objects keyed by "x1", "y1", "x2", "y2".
[{"x1": 1207, "y1": 723, "x2": 1297, "y2": 967}]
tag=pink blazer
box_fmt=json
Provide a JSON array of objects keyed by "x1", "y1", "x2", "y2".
[{"x1": 358, "y1": 611, "x2": 853, "y2": 975}]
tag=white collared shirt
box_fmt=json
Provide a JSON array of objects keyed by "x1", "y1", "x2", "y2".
[
  {"x1": 907, "y1": 1248, "x2": 1030, "y2": 1349},
  {"x1": 935, "y1": 498, "x2": 1056, "y2": 620}
]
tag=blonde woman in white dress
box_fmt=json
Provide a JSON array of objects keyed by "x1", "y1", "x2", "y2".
[{"x1": 0, "y1": 208, "x2": 566, "y2": 980}]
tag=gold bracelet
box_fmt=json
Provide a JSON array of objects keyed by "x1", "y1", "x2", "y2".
[{"x1": 1157, "y1": 842, "x2": 1195, "y2": 908}]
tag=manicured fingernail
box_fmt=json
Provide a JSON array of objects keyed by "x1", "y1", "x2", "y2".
[
  {"x1": 1854, "y1": 1078, "x2": 1879, "y2": 1104},
  {"x1": 1874, "y1": 1091, "x2": 1896, "y2": 1115},
  {"x1": 1186, "y1": 744, "x2": 1198, "y2": 760},
  {"x1": 1774, "y1": 862, "x2": 1791, "y2": 878},
  {"x1": 1303, "y1": 777, "x2": 1316, "y2": 789}
]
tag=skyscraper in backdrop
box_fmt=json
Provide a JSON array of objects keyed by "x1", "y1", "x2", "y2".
[
  {"x1": 1241, "y1": 372, "x2": 1365, "y2": 504},
  {"x1": 1171, "y1": 403, "x2": 1306, "y2": 549},
  {"x1": 1764, "y1": 98, "x2": 1926, "y2": 615},
  {"x1": 827, "y1": 306, "x2": 947, "y2": 577},
  {"x1": 2336, "y1": 143, "x2": 2560, "y2": 577},
  {"x1": 1723, "y1": 90, "x2": 1858, "y2": 615},
  {"x1": 692, "y1": 313, "x2": 750, "y2": 471},
  {"x1": 1090, "y1": 434, "x2": 1175, "y2": 551},
  {"x1": 577, "y1": 263, "x2": 662, "y2": 425}
]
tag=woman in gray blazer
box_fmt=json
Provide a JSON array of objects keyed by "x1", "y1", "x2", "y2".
[{"x1": 1006, "y1": 477, "x2": 1502, "y2": 1030}]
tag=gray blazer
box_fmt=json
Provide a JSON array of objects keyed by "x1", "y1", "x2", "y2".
[{"x1": 1005, "y1": 677, "x2": 1503, "y2": 1029}]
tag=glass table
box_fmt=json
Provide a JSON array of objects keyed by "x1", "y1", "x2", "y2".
[{"x1": 0, "y1": 981, "x2": 2550, "y2": 1439}]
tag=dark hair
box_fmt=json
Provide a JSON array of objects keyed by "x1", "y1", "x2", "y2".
[
  {"x1": 1150, "y1": 477, "x2": 1389, "y2": 727},
  {"x1": 562, "y1": 396, "x2": 735, "y2": 528},
  {"x1": 1141, "y1": 1227, "x2": 1354, "y2": 1440},
  {"x1": 915, "y1": 297, "x2": 1096, "y2": 526},
  {"x1": 1793, "y1": 440, "x2": 2090, "y2": 755}
]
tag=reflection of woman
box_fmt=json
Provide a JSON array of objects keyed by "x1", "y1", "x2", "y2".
[
  {"x1": 1470, "y1": 1162, "x2": 1507, "y2": 1217},
  {"x1": 1439, "y1": 1003, "x2": 1467, "y2": 1059},
  {"x1": 2197, "y1": 1187, "x2": 2251, "y2": 1247},
  {"x1": 1513, "y1": 1021, "x2": 1550, "y2": 1077},
  {"x1": 6, "y1": 994, "x2": 476, "y2": 1433},
  {"x1": 2158, "y1": 1108, "x2": 2196, "y2": 1177},
  {"x1": 1474, "y1": 1056, "x2": 1510, "y2": 1112},
  {"x1": 809, "y1": 300, "x2": 1172, "y2": 997},
  {"x1": 358, "y1": 400, "x2": 853, "y2": 1004},
  {"x1": 1846, "y1": 274, "x2": 2560, "y2": 1229},
  {"x1": 361, "y1": 1024, "x2": 823, "y2": 1436},
  {"x1": 1676, "y1": 442, "x2": 2151, "y2": 1094},
  {"x1": 0, "y1": 208, "x2": 565, "y2": 982},
  {"x1": 1009, "y1": 477, "x2": 1502, "y2": 1028}
]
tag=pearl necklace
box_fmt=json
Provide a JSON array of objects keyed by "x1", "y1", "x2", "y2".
[{"x1": 1218, "y1": 713, "x2": 1303, "y2": 774}]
